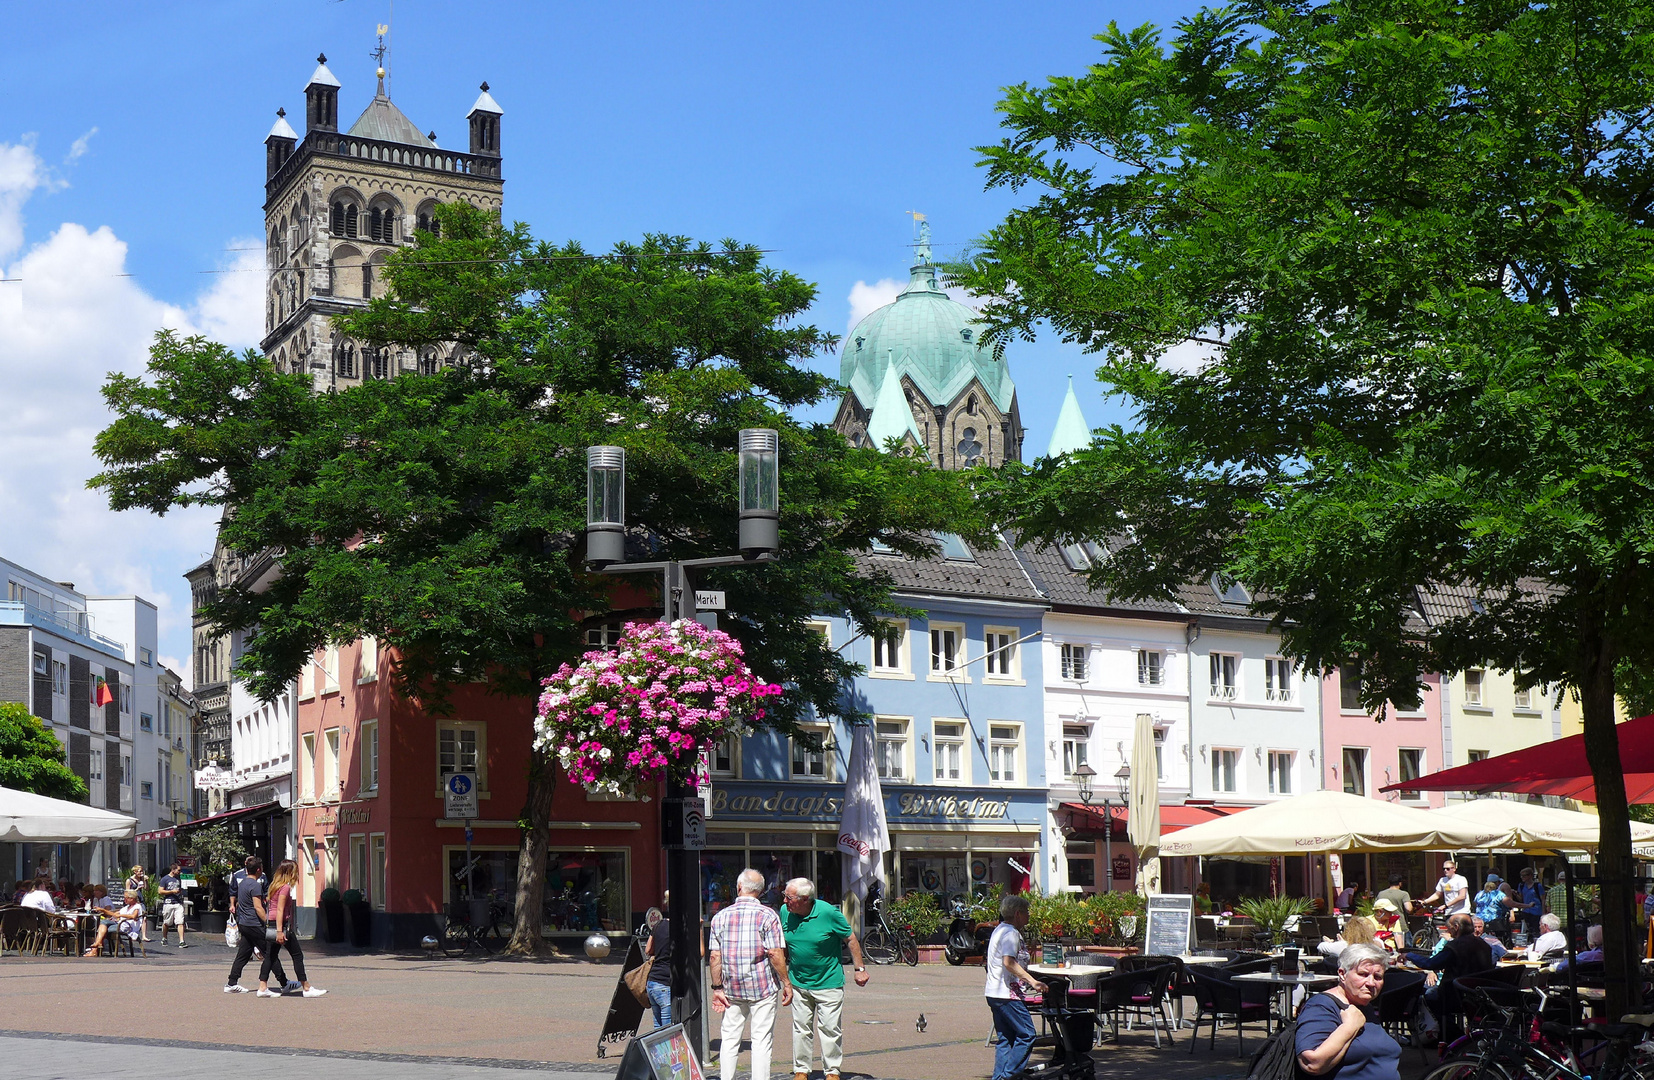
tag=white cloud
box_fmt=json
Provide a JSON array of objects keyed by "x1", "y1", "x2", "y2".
[
  {"x1": 845, "y1": 275, "x2": 984, "y2": 339},
  {"x1": 0, "y1": 139, "x2": 262, "y2": 676},
  {"x1": 1154, "y1": 337, "x2": 1223, "y2": 374},
  {"x1": 65, "y1": 128, "x2": 97, "y2": 164}
]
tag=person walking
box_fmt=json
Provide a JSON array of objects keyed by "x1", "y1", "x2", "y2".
[
  {"x1": 709, "y1": 868, "x2": 792, "y2": 1080},
  {"x1": 985, "y1": 894, "x2": 1047, "y2": 1080},
  {"x1": 781, "y1": 877, "x2": 868, "y2": 1080},
  {"x1": 157, "y1": 863, "x2": 189, "y2": 947},
  {"x1": 257, "y1": 859, "x2": 325, "y2": 997},
  {"x1": 225, "y1": 857, "x2": 288, "y2": 992},
  {"x1": 643, "y1": 891, "x2": 673, "y2": 1029},
  {"x1": 1513, "y1": 867, "x2": 1545, "y2": 940}
]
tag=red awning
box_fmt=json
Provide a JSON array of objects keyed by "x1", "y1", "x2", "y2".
[
  {"x1": 1382, "y1": 712, "x2": 1654, "y2": 803},
  {"x1": 1058, "y1": 801, "x2": 1125, "y2": 837},
  {"x1": 172, "y1": 800, "x2": 283, "y2": 833},
  {"x1": 135, "y1": 827, "x2": 177, "y2": 842},
  {"x1": 1160, "y1": 804, "x2": 1245, "y2": 833},
  {"x1": 1060, "y1": 801, "x2": 1248, "y2": 837}
]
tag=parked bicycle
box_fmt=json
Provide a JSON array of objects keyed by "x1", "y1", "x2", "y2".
[
  {"x1": 440, "y1": 893, "x2": 512, "y2": 957},
  {"x1": 861, "y1": 890, "x2": 918, "y2": 967},
  {"x1": 1429, "y1": 984, "x2": 1654, "y2": 1080},
  {"x1": 1408, "y1": 904, "x2": 1453, "y2": 952}
]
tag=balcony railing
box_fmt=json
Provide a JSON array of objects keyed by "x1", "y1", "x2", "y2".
[{"x1": 0, "y1": 601, "x2": 127, "y2": 658}]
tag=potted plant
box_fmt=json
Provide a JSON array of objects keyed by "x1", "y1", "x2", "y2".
[
  {"x1": 343, "y1": 888, "x2": 373, "y2": 947},
  {"x1": 140, "y1": 877, "x2": 162, "y2": 931},
  {"x1": 1236, "y1": 895, "x2": 1314, "y2": 948},
  {"x1": 319, "y1": 886, "x2": 346, "y2": 943},
  {"x1": 886, "y1": 891, "x2": 949, "y2": 961},
  {"x1": 178, "y1": 824, "x2": 247, "y2": 936}
]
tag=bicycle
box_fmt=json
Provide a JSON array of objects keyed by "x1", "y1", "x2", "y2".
[
  {"x1": 861, "y1": 894, "x2": 918, "y2": 967},
  {"x1": 1409, "y1": 905, "x2": 1453, "y2": 952},
  {"x1": 439, "y1": 893, "x2": 512, "y2": 957},
  {"x1": 1428, "y1": 984, "x2": 1654, "y2": 1080}
]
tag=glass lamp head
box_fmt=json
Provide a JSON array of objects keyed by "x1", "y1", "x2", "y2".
[
  {"x1": 737, "y1": 428, "x2": 779, "y2": 557},
  {"x1": 585, "y1": 446, "x2": 626, "y2": 567}
]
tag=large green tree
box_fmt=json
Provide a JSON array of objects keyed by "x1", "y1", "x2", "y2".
[
  {"x1": 93, "y1": 204, "x2": 971, "y2": 952},
  {"x1": 955, "y1": 0, "x2": 1654, "y2": 1011},
  {"x1": 0, "y1": 702, "x2": 88, "y2": 801}
]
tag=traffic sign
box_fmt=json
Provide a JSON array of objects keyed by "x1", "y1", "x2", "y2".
[
  {"x1": 694, "y1": 590, "x2": 726, "y2": 610},
  {"x1": 445, "y1": 772, "x2": 478, "y2": 819}
]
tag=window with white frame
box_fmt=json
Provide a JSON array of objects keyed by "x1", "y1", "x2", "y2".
[
  {"x1": 119, "y1": 683, "x2": 131, "y2": 714},
  {"x1": 140, "y1": 647, "x2": 154, "y2": 666},
  {"x1": 710, "y1": 735, "x2": 738, "y2": 777},
  {"x1": 1062, "y1": 724, "x2": 1090, "y2": 777},
  {"x1": 1464, "y1": 668, "x2": 1485, "y2": 706},
  {"x1": 140, "y1": 780, "x2": 153, "y2": 800},
  {"x1": 1211, "y1": 747, "x2": 1238, "y2": 792},
  {"x1": 438, "y1": 721, "x2": 485, "y2": 788},
  {"x1": 90, "y1": 749, "x2": 104, "y2": 781},
  {"x1": 322, "y1": 646, "x2": 340, "y2": 693},
  {"x1": 300, "y1": 732, "x2": 316, "y2": 800},
  {"x1": 1154, "y1": 726, "x2": 1166, "y2": 778},
  {"x1": 140, "y1": 712, "x2": 154, "y2": 732},
  {"x1": 933, "y1": 720, "x2": 966, "y2": 783},
  {"x1": 806, "y1": 620, "x2": 831, "y2": 647},
  {"x1": 361, "y1": 719, "x2": 379, "y2": 791},
  {"x1": 871, "y1": 621, "x2": 907, "y2": 674},
  {"x1": 1342, "y1": 747, "x2": 1368, "y2": 796},
  {"x1": 370, "y1": 834, "x2": 387, "y2": 910},
  {"x1": 32, "y1": 650, "x2": 47, "y2": 675},
  {"x1": 1138, "y1": 649, "x2": 1165, "y2": 687},
  {"x1": 875, "y1": 719, "x2": 908, "y2": 780},
  {"x1": 984, "y1": 628, "x2": 1018, "y2": 679},
  {"x1": 299, "y1": 660, "x2": 314, "y2": 700},
  {"x1": 1513, "y1": 675, "x2": 1537, "y2": 710},
  {"x1": 585, "y1": 622, "x2": 623, "y2": 649},
  {"x1": 1265, "y1": 657, "x2": 1293, "y2": 702},
  {"x1": 1340, "y1": 664, "x2": 1363, "y2": 711},
  {"x1": 1467, "y1": 749, "x2": 1489, "y2": 763},
  {"x1": 929, "y1": 624, "x2": 963, "y2": 676},
  {"x1": 1209, "y1": 653, "x2": 1238, "y2": 699},
  {"x1": 989, "y1": 723, "x2": 1020, "y2": 784},
  {"x1": 360, "y1": 636, "x2": 378, "y2": 681},
  {"x1": 351, "y1": 834, "x2": 368, "y2": 899},
  {"x1": 323, "y1": 728, "x2": 340, "y2": 798},
  {"x1": 52, "y1": 660, "x2": 67, "y2": 696},
  {"x1": 1268, "y1": 750, "x2": 1294, "y2": 794},
  {"x1": 1398, "y1": 748, "x2": 1424, "y2": 799},
  {"x1": 791, "y1": 725, "x2": 830, "y2": 779},
  {"x1": 1060, "y1": 643, "x2": 1088, "y2": 681}
]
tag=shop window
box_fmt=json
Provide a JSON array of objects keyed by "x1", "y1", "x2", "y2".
[
  {"x1": 1060, "y1": 643, "x2": 1088, "y2": 682},
  {"x1": 1138, "y1": 649, "x2": 1164, "y2": 686},
  {"x1": 875, "y1": 719, "x2": 908, "y2": 780},
  {"x1": 1062, "y1": 724, "x2": 1090, "y2": 777},
  {"x1": 871, "y1": 621, "x2": 908, "y2": 675},
  {"x1": 1398, "y1": 748, "x2": 1424, "y2": 800},
  {"x1": 437, "y1": 721, "x2": 486, "y2": 790},
  {"x1": 455, "y1": 848, "x2": 629, "y2": 931},
  {"x1": 984, "y1": 627, "x2": 1018, "y2": 680},
  {"x1": 929, "y1": 623, "x2": 963, "y2": 677},
  {"x1": 1265, "y1": 656, "x2": 1293, "y2": 702},
  {"x1": 323, "y1": 728, "x2": 340, "y2": 798},
  {"x1": 1067, "y1": 840, "x2": 1097, "y2": 888},
  {"x1": 791, "y1": 725, "x2": 830, "y2": 780},
  {"x1": 300, "y1": 732, "x2": 316, "y2": 800},
  {"x1": 1212, "y1": 747, "x2": 1238, "y2": 793},
  {"x1": 1464, "y1": 668, "x2": 1485, "y2": 706},
  {"x1": 361, "y1": 719, "x2": 379, "y2": 791},
  {"x1": 370, "y1": 834, "x2": 387, "y2": 911},
  {"x1": 901, "y1": 853, "x2": 969, "y2": 898},
  {"x1": 933, "y1": 720, "x2": 966, "y2": 783},
  {"x1": 1268, "y1": 750, "x2": 1294, "y2": 794},
  {"x1": 710, "y1": 734, "x2": 738, "y2": 777},
  {"x1": 1210, "y1": 653, "x2": 1238, "y2": 699},
  {"x1": 989, "y1": 723, "x2": 1020, "y2": 784},
  {"x1": 1342, "y1": 747, "x2": 1368, "y2": 796},
  {"x1": 302, "y1": 837, "x2": 318, "y2": 903}
]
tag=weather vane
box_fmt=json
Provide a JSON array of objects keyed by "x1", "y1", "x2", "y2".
[{"x1": 371, "y1": 22, "x2": 389, "y2": 93}]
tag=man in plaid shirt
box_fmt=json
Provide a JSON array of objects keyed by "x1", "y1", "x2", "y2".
[{"x1": 710, "y1": 869, "x2": 793, "y2": 1080}]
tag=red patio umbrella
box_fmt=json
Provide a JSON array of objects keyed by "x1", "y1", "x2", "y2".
[{"x1": 1382, "y1": 713, "x2": 1654, "y2": 803}]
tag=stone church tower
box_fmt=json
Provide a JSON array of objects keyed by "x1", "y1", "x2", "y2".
[
  {"x1": 261, "y1": 54, "x2": 504, "y2": 388},
  {"x1": 832, "y1": 220, "x2": 1024, "y2": 469}
]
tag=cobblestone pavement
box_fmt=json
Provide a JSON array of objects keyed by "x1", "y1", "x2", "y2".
[{"x1": 0, "y1": 944, "x2": 1428, "y2": 1080}]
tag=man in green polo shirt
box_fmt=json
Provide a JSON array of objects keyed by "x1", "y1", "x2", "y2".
[{"x1": 782, "y1": 877, "x2": 869, "y2": 1080}]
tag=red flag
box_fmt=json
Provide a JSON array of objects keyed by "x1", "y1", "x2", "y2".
[{"x1": 93, "y1": 677, "x2": 114, "y2": 707}]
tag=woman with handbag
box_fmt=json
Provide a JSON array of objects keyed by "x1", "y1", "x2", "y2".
[{"x1": 257, "y1": 860, "x2": 326, "y2": 998}]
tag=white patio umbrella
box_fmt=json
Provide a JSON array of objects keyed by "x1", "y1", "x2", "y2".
[
  {"x1": 0, "y1": 785, "x2": 137, "y2": 843},
  {"x1": 1128, "y1": 714, "x2": 1162, "y2": 894},
  {"x1": 1428, "y1": 798, "x2": 1654, "y2": 852},
  {"x1": 838, "y1": 724, "x2": 889, "y2": 923},
  {"x1": 1159, "y1": 788, "x2": 1507, "y2": 857}
]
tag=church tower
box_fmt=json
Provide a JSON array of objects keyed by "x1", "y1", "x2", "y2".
[
  {"x1": 261, "y1": 49, "x2": 505, "y2": 390},
  {"x1": 832, "y1": 219, "x2": 1024, "y2": 469}
]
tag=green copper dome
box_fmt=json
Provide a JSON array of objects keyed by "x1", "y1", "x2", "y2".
[{"x1": 840, "y1": 225, "x2": 1016, "y2": 418}]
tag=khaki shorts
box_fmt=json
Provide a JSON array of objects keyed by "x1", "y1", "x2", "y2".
[{"x1": 161, "y1": 901, "x2": 185, "y2": 927}]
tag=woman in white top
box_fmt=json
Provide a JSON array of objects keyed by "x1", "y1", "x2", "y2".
[{"x1": 985, "y1": 894, "x2": 1048, "y2": 1080}]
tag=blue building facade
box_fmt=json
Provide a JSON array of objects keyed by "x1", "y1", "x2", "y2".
[{"x1": 702, "y1": 537, "x2": 1049, "y2": 908}]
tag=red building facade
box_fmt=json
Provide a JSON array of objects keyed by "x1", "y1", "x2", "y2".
[{"x1": 291, "y1": 637, "x2": 663, "y2": 948}]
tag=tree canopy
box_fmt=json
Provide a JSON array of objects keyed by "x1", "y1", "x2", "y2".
[
  {"x1": 92, "y1": 202, "x2": 972, "y2": 949},
  {"x1": 954, "y1": 0, "x2": 1654, "y2": 1011},
  {"x1": 0, "y1": 702, "x2": 87, "y2": 802}
]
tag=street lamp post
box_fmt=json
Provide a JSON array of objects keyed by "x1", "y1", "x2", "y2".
[
  {"x1": 1109, "y1": 764, "x2": 1130, "y2": 891},
  {"x1": 583, "y1": 430, "x2": 779, "y2": 1062}
]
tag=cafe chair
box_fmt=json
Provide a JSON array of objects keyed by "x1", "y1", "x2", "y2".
[
  {"x1": 39, "y1": 913, "x2": 79, "y2": 956},
  {"x1": 1114, "y1": 960, "x2": 1179, "y2": 1047},
  {"x1": 1375, "y1": 969, "x2": 1429, "y2": 1063},
  {"x1": 1187, "y1": 967, "x2": 1271, "y2": 1055},
  {"x1": 0, "y1": 907, "x2": 47, "y2": 955}
]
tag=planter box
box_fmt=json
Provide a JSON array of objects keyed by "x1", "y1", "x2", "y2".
[
  {"x1": 346, "y1": 901, "x2": 373, "y2": 948},
  {"x1": 917, "y1": 945, "x2": 947, "y2": 965},
  {"x1": 197, "y1": 910, "x2": 228, "y2": 936}
]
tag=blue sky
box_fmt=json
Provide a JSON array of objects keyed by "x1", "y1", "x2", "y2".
[{"x1": 1, "y1": 1, "x2": 1198, "y2": 676}]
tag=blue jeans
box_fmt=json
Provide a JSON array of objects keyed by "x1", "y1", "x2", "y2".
[
  {"x1": 647, "y1": 981, "x2": 672, "y2": 1029},
  {"x1": 987, "y1": 997, "x2": 1036, "y2": 1080}
]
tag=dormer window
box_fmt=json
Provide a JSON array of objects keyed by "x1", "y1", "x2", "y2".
[
  {"x1": 1211, "y1": 573, "x2": 1251, "y2": 605},
  {"x1": 855, "y1": 336, "x2": 864, "y2": 351},
  {"x1": 933, "y1": 532, "x2": 974, "y2": 562},
  {"x1": 960, "y1": 327, "x2": 973, "y2": 342}
]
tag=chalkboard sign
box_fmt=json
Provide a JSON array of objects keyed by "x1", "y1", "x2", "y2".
[{"x1": 1143, "y1": 894, "x2": 1195, "y2": 957}]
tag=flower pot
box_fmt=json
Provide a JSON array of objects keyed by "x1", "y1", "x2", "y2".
[
  {"x1": 916, "y1": 945, "x2": 947, "y2": 965},
  {"x1": 198, "y1": 910, "x2": 227, "y2": 936},
  {"x1": 346, "y1": 901, "x2": 373, "y2": 947},
  {"x1": 319, "y1": 899, "x2": 346, "y2": 943}
]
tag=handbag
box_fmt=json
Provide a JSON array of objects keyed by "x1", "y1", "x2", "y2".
[
  {"x1": 226, "y1": 922, "x2": 240, "y2": 948},
  {"x1": 623, "y1": 959, "x2": 653, "y2": 1005}
]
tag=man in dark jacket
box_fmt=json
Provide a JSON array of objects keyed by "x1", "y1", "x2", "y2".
[{"x1": 1420, "y1": 913, "x2": 1495, "y2": 1041}]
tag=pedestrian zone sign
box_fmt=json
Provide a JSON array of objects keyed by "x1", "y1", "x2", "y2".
[{"x1": 445, "y1": 772, "x2": 478, "y2": 819}]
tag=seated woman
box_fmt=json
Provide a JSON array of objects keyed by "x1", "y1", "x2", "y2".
[
  {"x1": 83, "y1": 890, "x2": 144, "y2": 956},
  {"x1": 1319, "y1": 915, "x2": 1392, "y2": 960},
  {"x1": 1297, "y1": 943, "x2": 1401, "y2": 1080}
]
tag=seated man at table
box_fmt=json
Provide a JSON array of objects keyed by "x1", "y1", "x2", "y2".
[
  {"x1": 1471, "y1": 916, "x2": 1508, "y2": 962},
  {"x1": 1418, "y1": 914, "x2": 1495, "y2": 1042},
  {"x1": 1550, "y1": 924, "x2": 1604, "y2": 973},
  {"x1": 1521, "y1": 913, "x2": 1568, "y2": 960},
  {"x1": 83, "y1": 890, "x2": 144, "y2": 956},
  {"x1": 20, "y1": 877, "x2": 57, "y2": 912}
]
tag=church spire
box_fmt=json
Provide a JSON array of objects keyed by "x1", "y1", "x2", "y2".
[
  {"x1": 1046, "y1": 376, "x2": 1093, "y2": 458},
  {"x1": 865, "y1": 351, "x2": 924, "y2": 450}
]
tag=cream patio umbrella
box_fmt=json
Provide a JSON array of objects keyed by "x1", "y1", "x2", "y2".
[
  {"x1": 1159, "y1": 789, "x2": 1508, "y2": 857},
  {"x1": 0, "y1": 784, "x2": 137, "y2": 843},
  {"x1": 1128, "y1": 714, "x2": 1162, "y2": 894},
  {"x1": 1428, "y1": 798, "x2": 1654, "y2": 851}
]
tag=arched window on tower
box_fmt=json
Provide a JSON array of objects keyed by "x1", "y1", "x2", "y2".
[
  {"x1": 336, "y1": 342, "x2": 357, "y2": 379},
  {"x1": 344, "y1": 204, "x2": 358, "y2": 238},
  {"x1": 367, "y1": 348, "x2": 389, "y2": 380},
  {"x1": 369, "y1": 208, "x2": 383, "y2": 242},
  {"x1": 418, "y1": 350, "x2": 439, "y2": 376},
  {"x1": 331, "y1": 202, "x2": 345, "y2": 235},
  {"x1": 362, "y1": 261, "x2": 374, "y2": 299}
]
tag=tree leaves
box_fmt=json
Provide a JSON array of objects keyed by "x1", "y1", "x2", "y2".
[{"x1": 0, "y1": 703, "x2": 87, "y2": 802}]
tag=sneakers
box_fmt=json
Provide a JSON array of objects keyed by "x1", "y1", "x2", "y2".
[
  {"x1": 224, "y1": 985, "x2": 249, "y2": 993},
  {"x1": 301, "y1": 987, "x2": 328, "y2": 998},
  {"x1": 256, "y1": 988, "x2": 280, "y2": 998},
  {"x1": 283, "y1": 980, "x2": 302, "y2": 995},
  {"x1": 177, "y1": 941, "x2": 190, "y2": 948}
]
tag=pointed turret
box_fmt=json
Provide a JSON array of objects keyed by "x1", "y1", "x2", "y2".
[
  {"x1": 468, "y1": 82, "x2": 502, "y2": 157},
  {"x1": 865, "y1": 354, "x2": 925, "y2": 450},
  {"x1": 265, "y1": 108, "x2": 298, "y2": 178},
  {"x1": 1046, "y1": 377, "x2": 1092, "y2": 458},
  {"x1": 305, "y1": 54, "x2": 341, "y2": 132}
]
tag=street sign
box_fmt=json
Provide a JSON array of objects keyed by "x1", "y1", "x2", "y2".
[
  {"x1": 693, "y1": 590, "x2": 725, "y2": 610},
  {"x1": 444, "y1": 772, "x2": 478, "y2": 819},
  {"x1": 662, "y1": 797, "x2": 706, "y2": 849}
]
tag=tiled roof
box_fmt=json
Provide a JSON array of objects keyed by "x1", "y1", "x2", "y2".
[
  {"x1": 1015, "y1": 541, "x2": 1188, "y2": 616},
  {"x1": 347, "y1": 94, "x2": 435, "y2": 148},
  {"x1": 857, "y1": 534, "x2": 1045, "y2": 604}
]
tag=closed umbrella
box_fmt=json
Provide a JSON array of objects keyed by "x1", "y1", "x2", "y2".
[
  {"x1": 1160, "y1": 789, "x2": 1507, "y2": 857},
  {"x1": 838, "y1": 724, "x2": 889, "y2": 926},
  {"x1": 0, "y1": 784, "x2": 137, "y2": 842},
  {"x1": 1128, "y1": 714, "x2": 1161, "y2": 894},
  {"x1": 1428, "y1": 798, "x2": 1654, "y2": 851}
]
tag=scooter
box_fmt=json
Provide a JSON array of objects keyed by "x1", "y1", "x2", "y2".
[{"x1": 944, "y1": 894, "x2": 993, "y2": 966}]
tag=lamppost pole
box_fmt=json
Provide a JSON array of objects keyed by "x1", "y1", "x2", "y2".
[{"x1": 584, "y1": 431, "x2": 780, "y2": 1063}]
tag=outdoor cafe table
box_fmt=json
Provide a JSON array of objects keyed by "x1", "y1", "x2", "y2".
[
  {"x1": 1028, "y1": 962, "x2": 1110, "y2": 990},
  {"x1": 1232, "y1": 971, "x2": 1339, "y2": 1032}
]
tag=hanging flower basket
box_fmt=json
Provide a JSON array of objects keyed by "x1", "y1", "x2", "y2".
[{"x1": 533, "y1": 619, "x2": 783, "y2": 795}]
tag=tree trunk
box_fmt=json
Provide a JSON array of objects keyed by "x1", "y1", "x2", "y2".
[
  {"x1": 1580, "y1": 631, "x2": 1640, "y2": 1016},
  {"x1": 504, "y1": 749, "x2": 556, "y2": 956}
]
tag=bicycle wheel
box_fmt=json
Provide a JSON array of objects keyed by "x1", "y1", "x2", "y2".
[
  {"x1": 440, "y1": 914, "x2": 471, "y2": 957},
  {"x1": 863, "y1": 924, "x2": 897, "y2": 965},
  {"x1": 478, "y1": 916, "x2": 509, "y2": 953},
  {"x1": 1420, "y1": 1057, "x2": 1517, "y2": 1080},
  {"x1": 1412, "y1": 922, "x2": 1439, "y2": 952},
  {"x1": 897, "y1": 926, "x2": 919, "y2": 967}
]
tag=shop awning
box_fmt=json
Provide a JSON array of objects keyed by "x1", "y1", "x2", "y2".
[
  {"x1": 1382, "y1": 713, "x2": 1654, "y2": 803},
  {"x1": 173, "y1": 801, "x2": 283, "y2": 833},
  {"x1": 1058, "y1": 801, "x2": 1124, "y2": 837},
  {"x1": 0, "y1": 784, "x2": 137, "y2": 843},
  {"x1": 135, "y1": 826, "x2": 177, "y2": 842},
  {"x1": 1161, "y1": 804, "x2": 1247, "y2": 834}
]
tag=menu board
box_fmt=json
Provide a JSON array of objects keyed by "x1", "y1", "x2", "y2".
[
  {"x1": 1143, "y1": 894, "x2": 1195, "y2": 957},
  {"x1": 638, "y1": 1024, "x2": 706, "y2": 1080}
]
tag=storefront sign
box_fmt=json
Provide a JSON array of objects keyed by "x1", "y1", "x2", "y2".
[
  {"x1": 313, "y1": 810, "x2": 337, "y2": 826},
  {"x1": 1111, "y1": 853, "x2": 1132, "y2": 880},
  {"x1": 340, "y1": 806, "x2": 372, "y2": 825},
  {"x1": 709, "y1": 782, "x2": 1031, "y2": 826}
]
